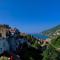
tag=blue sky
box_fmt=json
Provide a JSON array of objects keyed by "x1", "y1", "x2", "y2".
[{"x1": 0, "y1": 0, "x2": 60, "y2": 33}]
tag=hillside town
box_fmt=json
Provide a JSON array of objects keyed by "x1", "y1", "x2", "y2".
[
  {"x1": 0, "y1": 24, "x2": 60, "y2": 60},
  {"x1": 0, "y1": 24, "x2": 48, "y2": 60}
]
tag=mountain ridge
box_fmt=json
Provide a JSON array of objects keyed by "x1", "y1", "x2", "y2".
[{"x1": 41, "y1": 25, "x2": 60, "y2": 37}]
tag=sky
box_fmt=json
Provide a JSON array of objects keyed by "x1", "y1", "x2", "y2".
[{"x1": 0, "y1": 0, "x2": 60, "y2": 33}]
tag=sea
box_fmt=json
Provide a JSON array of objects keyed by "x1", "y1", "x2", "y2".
[{"x1": 31, "y1": 34, "x2": 48, "y2": 40}]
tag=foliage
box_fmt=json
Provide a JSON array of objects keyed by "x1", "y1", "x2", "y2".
[
  {"x1": 3, "y1": 24, "x2": 11, "y2": 28},
  {"x1": 43, "y1": 45, "x2": 58, "y2": 60},
  {"x1": 43, "y1": 36, "x2": 60, "y2": 60},
  {"x1": 17, "y1": 42, "x2": 43, "y2": 60},
  {"x1": 51, "y1": 36, "x2": 60, "y2": 48}
]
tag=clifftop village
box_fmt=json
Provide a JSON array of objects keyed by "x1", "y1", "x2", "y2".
[
  {"x1": 0, "y1": 24, "x2": 60, "y2": 60},
  {"x1": 0, "y1": 24, "x2": 49, "y2": 42},
  {"x1": 0, "y1": 24, "x2": 50, "y2": 60}
]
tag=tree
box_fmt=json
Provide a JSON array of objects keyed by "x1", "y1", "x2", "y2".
[
  {"x1": 43, "y1": 36, "x2": 60, "y2": 60},
  {"x1": 43, "y1": 45, "x2": 58, "y2": 60},
  {"x1": 14, "y1": 28, "x2": 20, "y2": 39}
]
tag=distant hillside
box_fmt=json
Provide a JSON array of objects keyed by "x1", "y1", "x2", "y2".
[{"x1": 42, "y1": 25, "x2": 60, "y2": 37}]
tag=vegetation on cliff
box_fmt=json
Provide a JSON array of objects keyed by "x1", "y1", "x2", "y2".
[
  {"x1": 1, "y1": 24, "x2": 60, "y2": 60},
  {"x1": 43, "y1": 36, "x2": 60, "y2": 60}
]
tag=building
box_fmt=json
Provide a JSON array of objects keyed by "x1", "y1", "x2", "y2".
[
  {"x1": 0, "y1": 25, "x2": 8, "y2": 38},
  {"x1": 0, "y1": 38, "x2": 9, "y2": 54},
  {"x1": 20, "y1": 32, "x2": 27, "y2": 36},
  {"x1": 0, "y1": 24, "x2": 22, "y2": 54},
  {"x1": 0, "y1": 24, "x2": 16, "y2": 38}
]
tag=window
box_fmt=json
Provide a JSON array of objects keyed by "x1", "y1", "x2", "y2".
[
  {"x1": 0, "y1": 33, "x2": 2, "y2": 37},
  {"x1": 0, "y1": 48, "x2": 2, "y2": 52}
]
